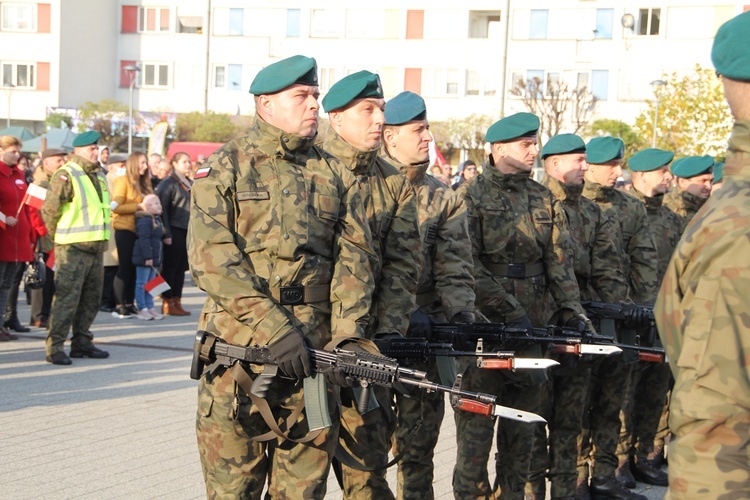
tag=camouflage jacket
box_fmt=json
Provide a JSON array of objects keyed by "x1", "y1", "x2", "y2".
[
  {"x1": 656, "y1": 120, "x2": 750, "y2": 420},
  {"x1": 462, "y1": 166, "x2": 583, "y2": 325},
  {"x1": 663, "y1": 187, "x2": 707, "y2": 226},
  {"x1": 188, "y1": 117, "x2": 376, "y2": 349},
  {"x1": 630, "y1": 188, "x2": 686, "y2": 283},
  {"x1": 322, "y1": 132, "x2": 420, "y2": 337},
  {"x1": 583, "y1": 181, "x2": 658, "y2": 304},
  {"x1": 384, "y1": 154, "x2": 475, "y2": 322},
  {"x1": 543, "y1": 176, "x2": 629, "y2": 303}
]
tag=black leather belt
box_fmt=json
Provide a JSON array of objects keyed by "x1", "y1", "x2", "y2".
[
  {"x1": 485, "y1": 261, "x2": 545, "y2": 279},
  {"x1": 269, "y1": 284, "x2": 330, "y2": 305}
]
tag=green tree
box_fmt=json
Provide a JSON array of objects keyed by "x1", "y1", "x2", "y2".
[
  {"x1": 430, "y1": 113, "x2": 494, "y2": 165},
  {"x1": 78, "y1": 99, "x2": 130, "y2": 150},
  {"x1": 175, "y1": 111, "x2": 239, "y2": 143},
  {"x1": 633, "y1": 65, "x2": 732, "y2": 157},
  {"x1": 587, "y1": 119, "x2": 647, "y2": 163},
  {"x1": 45, "y1": 112, "x2": 73, "y2": 130}
]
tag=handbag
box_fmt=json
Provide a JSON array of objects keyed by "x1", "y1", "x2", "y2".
[{"x1": 24, "y1": 253, "x2": 46, "y2": 290}]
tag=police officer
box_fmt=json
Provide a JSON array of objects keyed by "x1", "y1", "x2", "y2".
[
  {"x1": 42, "y1": 131, "x2": 111, "y2": 365},
  {"x1": 190, "y1": 55, "x2": 376, "y2": 498},
  {"x1": 656, "y1": 11, "x2": 750, "y2": 497},
  {"x1": 579, "y1": 137, "x2": 659, "y2": 497},
  {"x1": 321, "y1": 71, "x2": 421, "y2": 500},
  {"x1": 381, "y1": 91, "x2": 476, "y2": 499},
  {"x1": 455, "y1": 113, "x2": 586, "y2": 499},
  {"x1": 663, "y1": 155, "x2": 714, "y2": 225},
  {"x1": 615, "y1": 148, "x2": 683, "y2": 488},
  {"x1": 531, "y1": 134, "x2": 630, "y2": 499}
]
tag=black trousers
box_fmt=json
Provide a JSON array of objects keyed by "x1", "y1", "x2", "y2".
[
  {"x1": 114, "y1": 229, "x2": 137, "y2": 306},
  {"x1": 161, "y1": 227, "x2": 188, "y2": 299}
]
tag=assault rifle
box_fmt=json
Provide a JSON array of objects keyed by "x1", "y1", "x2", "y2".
[{"x1": 191, "y1": 331, "x2": 545, "y2": 424}]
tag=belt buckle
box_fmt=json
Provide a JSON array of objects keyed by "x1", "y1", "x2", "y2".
[
  {"x1": 279, "y1": 285, "x2": 304, "y2": 305},
  {"x1": 507, "y1": 264, "x2": 525, "y2": 279}
]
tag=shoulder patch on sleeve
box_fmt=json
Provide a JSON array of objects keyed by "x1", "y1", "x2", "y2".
[
  {"x1": 59, "y1": 174, "x2": 68, "y2": 182},
  {"x1": 194, "y1": 167, "x2": 211, "y2": 179}
]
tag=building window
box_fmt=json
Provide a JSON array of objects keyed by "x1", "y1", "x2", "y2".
[
  {"x1": 229, "y1": 8, "x2": 244, "y2": 35},
  {"x1": 2, "y1": 62, "x2": 35, "y2": 88},
  {"x1": 140, "y1": 63, "x2": 169, "y2": 88},
  {"x1": 529, "y1": 10, "x2": 548, "y2": 39},
  {"x1": 591, "y1": 70, "x2": 608, "y2": 99},
  {"x1": 637, "y1": 8, "x2": 660, "y2": 36},
  {"x1": 546, "y1": 72, "x2": 561, "y2": 95},
  {"x1": 311, "y1": 9, "x2": 338, "y2": 38},
  {"x1": 139, "y1": 7, "x2": 169, "y2": 33},
  {"x1": 576, "y1": 72, "x2": 590, "y2": 91},
  {"x1": 177, "y1": 16, "x2": 203, "y2": 34},
  {"x1": 319, "y1": 68, "x2": 335, "y2": 93},
  {"x1": 422, "y1": 69, "x2": 460, "y2": 96},
  {"x1": 214, "y1": 64, "x2": 242, "y2": 90},
  {"x1": 469, "y1": 10, "x2": 501, "y2": 38},
  {"x1": 595, "y1": 9, "x2": 614, "y2": 39},
  {"x1": 287, "y1": 9, "x2": 300, "y2": 37},
  {"x1": 466, "y1": 70, "x2": 480, "y2": 95},
  {"x1": 1, "y1": 3, "x2": 37, "y2": 31}
]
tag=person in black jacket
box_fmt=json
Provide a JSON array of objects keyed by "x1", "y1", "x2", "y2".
[
  {"x1": 155, "y1": 152, "x2": 192, "y2": 316},
  {"x1": 132, "y1": 194, "x2": 164, "y2": 321}
]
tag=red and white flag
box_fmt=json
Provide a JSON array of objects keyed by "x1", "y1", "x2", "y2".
[
  {"x1": 22, "y1": 184, "x2": 47, "y2": 210},
  {"x1": 46, "y1": 248, "x2": 56, "y2": 271},
  {"x1": 0, "y1": 211, "x2": 6, "y2": 230},
  {"x1": 145, "y1": 274, "x2": 171, "y2": 297},
  {"x1": 194, "y1": 167, "x2": 211, "y2": 179}
]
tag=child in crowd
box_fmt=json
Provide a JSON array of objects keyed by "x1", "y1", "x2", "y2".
[{"x1": 132, "y1": 194, "x2": 165, "y2": 321}]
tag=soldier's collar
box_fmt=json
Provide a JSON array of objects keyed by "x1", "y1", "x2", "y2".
[
  {"x1": 632, "y1": 187, "x2": 664, "y2": 211},
  {"x1": 543, "y1": 175, "x2": 583, "y2": 203},
  {"x1": 322, "y1": 131, "x2": 378, "y2": 174},
  {"x1": 254, "y1": 116, "x2": 316, "y2": 161}
]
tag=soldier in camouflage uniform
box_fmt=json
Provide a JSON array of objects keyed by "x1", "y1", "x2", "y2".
[
  {"x1": 526, "y1": 134, "x2": 630, "y2": 499},
  {"x1": 454, "y1": 113, "x2": 587, "y2": 499},
  {"x1": 662, "y1": 156, "x2": 714, "y2": 225},
  {"x1": 656, "y1": 12, "x2": 750, "y2": 497},
  {"x1": 615, "y1": 149, "x2": 684, "y2": 488},
  {"x1": 42, "y1": 131, "x2": 111, "y2": 365},
  {"x1": 578, "y1": 137, "x2": 659, "y2": 499},
  {"x1": 321, "y1": 72, "x2": 421, "y2": 500},
  {"x1": 190, "y1": 56, "x2": 376, "y2": 499},
  {"x1": 381, "y1": 91, "x2": 475, "y2": 500}
]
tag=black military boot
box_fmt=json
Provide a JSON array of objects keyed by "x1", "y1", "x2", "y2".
[
  {"x1": 590, "y1": 476, "x2": 647, "y2": 499},
  {"x1": 615, "y1": 458, "x2": 636, "y2": 488},
  {"x1": 577, "y1": 476, "x2": 591, "y2": 500},
  {"x1": 69, "y1": 345, "x2": 110, "y2": 359},
  {"x1": 4, "y1": 314, "x2": 30, "y2": 333},
  {"x1": 631, "y1": 458, "x2": 668, "y2": 486}
]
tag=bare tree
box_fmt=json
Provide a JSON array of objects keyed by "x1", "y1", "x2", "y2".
[{"x1": 430, "y1": 113, "x2": 494, "y2": 165}]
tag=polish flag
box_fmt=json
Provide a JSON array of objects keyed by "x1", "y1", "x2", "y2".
[
  {"x1": 22, "y1": 184, "x2": 48, "y2": 210},
  {"x1": 46, "y1": 248, "x2": 56, "y2": 271},
  {"x1": 145, "y1": 274, "x2": 171, "y2": 297},
  {"x1": 0, "y1": 211, "x2": 5, "y2": 230},
  {"x1": 194, "y1": 167, "x2": 211, "y2": 179}
]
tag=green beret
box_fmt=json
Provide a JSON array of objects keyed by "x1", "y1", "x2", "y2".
[
  {"x1": 586, "y1": 137, "x2": 625, "y2": 164},
  {"x1": 249, "y1": 55, "x2": 318, "y2": 95},
  {"x1": 384, "y1": 91, "x2": 427, "y2": 125},
  {"x1": 540, "y1": 134, "x2": 586, "y2": 160},
  {"x1": 485, "y1": 113, "x2": 539, "y2": 143},
  {"x1": 712, "y1": 11, "x2": 750, "y2": 81},
  {"x1": 713, "y1": 161, "x2": 724, "y2": 183},
  {"x1": 322, "y1": 71, "x2": 383, "y2": 113},
  {"x1": 628, "y1": 148, "x2": 674, "y2": 172},
  {"x1": 72, "y1": 130, "x2": 101, "y2": 148},
  {"x1": 671, "y1": 156, "x2": 714, "y2": 178}
]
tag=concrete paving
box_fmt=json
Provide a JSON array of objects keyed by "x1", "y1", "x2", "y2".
[{"x1": 1, "y1": 280, "x2": 666, "y2": 499}]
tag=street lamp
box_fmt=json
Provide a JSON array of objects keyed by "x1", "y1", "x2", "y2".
[
  {"x1": 124, "y1": 65, "x2": 141, "y2": 154},
  {"x1": 650, "y1": 79, "x2": 667, "y2": 148},
  {"x1": 3, "y1": 83, "x2": 15, "y2": 128}
]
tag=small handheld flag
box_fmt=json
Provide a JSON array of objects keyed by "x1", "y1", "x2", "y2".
[
  {"x1": 0, "y1": 211, "x2": 6, "y2": 230},
  {"x1": 18, "y1": 184, "x2": 48, "y2": 215},
  {"x1": 46, "y1": 248, "x2": 56, "y2": 271},
  {"x1": 145, "y1": 273, "x2": 171, "y2": 297}
]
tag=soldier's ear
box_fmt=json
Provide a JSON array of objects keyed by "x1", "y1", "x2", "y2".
[
  {"x1": 382, "y1": 127, "x2": 395, "y2": 147},
  {"x1": 257, "y1": 95, "x2": 273, "y2": 116}
]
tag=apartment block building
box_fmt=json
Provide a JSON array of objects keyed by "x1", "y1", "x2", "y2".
[{"x1": 0, "y1": 0, "x2": 747, "y2": 133}]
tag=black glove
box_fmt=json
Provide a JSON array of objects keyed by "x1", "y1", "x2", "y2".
[
  {"x1": 450, "y1": 311, "x2": 475, "y2": 325},
  {"x1": 565, "y1": 316, "x2": 587, "y2": 333},
  {"x1": 407, "y1": 309, "x2": 433, "y2": 339},
  {"x1": 267, "y1": 330, "x2": 311, "y2": 379},
  {"x1": 506, "y1": 314, "x2": 533, "y2": 331},
  {"x1": 623, "y1": 303, "x2": 650, "y2": 330}
]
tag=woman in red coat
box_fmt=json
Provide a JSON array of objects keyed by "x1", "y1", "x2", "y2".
[{"x1": 0, "y1": 136, "x2": 34, "y2": 341}]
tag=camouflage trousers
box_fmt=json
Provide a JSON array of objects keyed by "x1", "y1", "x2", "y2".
[
  {"x1": 651, "y1": 381, "x2": 673, "y2": 460},
  {"x1": 528, "y1": 356, "x2": 592, "y2": 498},
  {"x1": 335, "y1": 385, "x2": 396, "y2": 499},
  {"x1": 393, "y1": 357, "x2": 445, "y2": 500},
  {"x1": 196, "y1": 366, "x2": 338, "y2": 499},
  {"x1": 617, "y1": 360, "x2": 672, "y2": 463},
  {"x1": 45, "y1": 245, "x2": 103, "y2": 356},
  {"x1": 453, "y1": 361, "x2": 542, "y2": 500},
  {"x1": 577, "y1": 356, "x2": 633, "y2": 478},
  {"x1": 666, "y1": 412, "x2": 750, "y2": 498}
]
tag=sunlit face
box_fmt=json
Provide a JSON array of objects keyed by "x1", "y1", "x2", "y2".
[
  {"x1": 138, "y1": 156, "x2": 149, "y2": 176},
  {"x1": 172, "y1": 155, "x2": 192, "y2": 176},
  {"x1": 259, "y1": 84, "x2": 320, "y2": 138},
  {"x1": 639, "y1": 165, "x2": 673, "y2": 195},
  {"x1": 43, "y1": 155, "x2": 65, "y2": 175},
  {"x1": 383, "y1": 119, "x2": 432, "y2": 166},
  {"x1": 143, "y1": 195, "x2": 162, "y2": 215},
  {"x1": 585, "y1": 159, "x2": 622, "y2": 187},
  {"x1": 331, "y1": 98, "x2": 385, "y2": 151},
  {"x1": 99, "y1": 148, "x2": 110, "y2": 164},
  {"x1": 678, "y1": 173, "x2": 713, "y2": 199},
  {"x1": 0, "y1": 144, "x2": 21, "y2": 166},
  {"x1": 493, "y1": 137, "x2": 539, "y2": 174},
  {"x1": 551, "y1": 153, "x2": 588, "y2": 185},
  {"x1": 463, "y1": 163, "x2": 478, "y2": 181},
  {"x1": 75, "y1": 144, "x2": 100, "y2": 164}
]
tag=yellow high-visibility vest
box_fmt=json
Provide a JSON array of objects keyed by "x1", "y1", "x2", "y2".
[{"x1": 54, "y1": 162, "x2": 110, "y2": 244}]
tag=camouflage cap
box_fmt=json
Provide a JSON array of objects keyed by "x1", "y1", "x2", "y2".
[
  {"x1": 384, "y1": 91, "x2": 427, "y2": 125},
  {"x1": 628, "y1": 148, "x2": 675, "y2": 172},
  {"x1": 670, "y1": 155, "x2": 714, "y2": 178},
  {"x1": 249, "y1": 55, "x2": 318, "y2": 95},
  {"x1": 711, "y1": 11, "x2": 750, "y2": 81},
  {"x1": 586, "y1": 136, "x2": 625, "y2": 164},
  {"x1": 485, "y1": 112, "x2": 539, "y2": 143},
  {"x1": 72, "y1": 130, "x2": 101, "y2": 148},
  {"x1": 322, "y1": 71, "x2": 383, "y2": 113},
  {"x1": 713, "y1": 161, "x2": 725, "y2": 183},
  {"x1": 540, "y1": 133, "x2": 586, "y2": 160}
]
